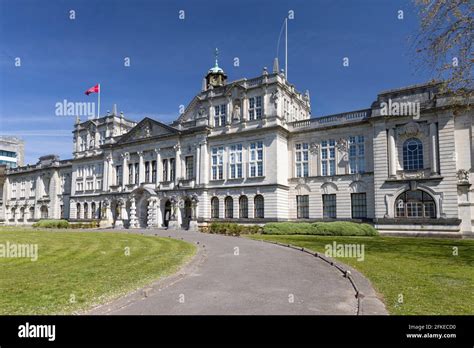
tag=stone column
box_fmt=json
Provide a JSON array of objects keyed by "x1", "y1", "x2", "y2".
[
  {"x1": 242, "y1": 95, "x2": 248, "y2": 121},
  {"x1": 155, "y1": 148, "x2": 161, "y2": 185},
  {"x1": 22, "y1": 206, "x2": 27, "y2": 224},
  {"x1": 131, "y1": 161, "x2": 136, "y2": 184},
  {"x1": 202, "y1": 140, "x2": 209, "y2": 184},
  {"x1": 174, "y1": 144, "x2": 181, "y2": 182},
  {"x1": 148, "y1": 161, "x2": 153, "y2": 183},
  {"x1": 138, "y1": 152, "x2": 145, "y2": 184},
  {"x1": 13, "y1": 205, "x2": 18, "y2": 224},
  {"x1": 147, "y1": 197, "x2": 158, "y2": 228},
  {"x1": 430, "y1": 122, "x2": 438, "y2": 174},
  {"x1": 155, "y1": 199, "x2": 162, "y2": 227},
  {"x1": 102, "y1": 156, "x2": 110, "y2": 191},
  {"x1": 122, "y1": 152, "x2": 129, "y2": 187},
  {"x1": 388, "y1": 128, "x2": 396, "y2": 177},
  {"x1": 196, "y1": 144, "x2": 201, "y2": 185},
  {"x1": 129, "y1": 197, "x2": 138, "y2": 229}
]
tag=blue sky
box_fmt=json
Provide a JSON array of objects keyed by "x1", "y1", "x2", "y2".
[{"x1": 0, "y1": 0, "x2": 432, "y2": 164}]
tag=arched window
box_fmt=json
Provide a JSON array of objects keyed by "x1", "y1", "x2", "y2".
[
  {"x1": 84, "y1": 202, "x2": 89, "y2": 219},
  {"x1": 29, "y1": 207, "x2": 35, "y2": 221},
  {"x1": 239, "y1": 196, "x2": 248, "y2": 219},
  {"x1": 254, "y1": 195, "x2": 264, "y2": 218},
  {"x1": 91, "y1": 202, "x2": 96, "y2": 219},
  {"x1": 211, "y1": 197, "x2": 219, "y2": 219},
  {"x1": 76, "y1": 203, "x2": 81, "y2": 219},
  {"x1": 395, "y1": 190, "x2": 436, "y2": 218},
  {"x1": 225, "y1": 197, "x2": 233, "y2": 219},
  {"x1": 403, "y1": 138, "x2": 423, "y2": 170}
]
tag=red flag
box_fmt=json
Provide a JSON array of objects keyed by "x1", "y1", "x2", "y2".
[{"x1": 85, "y1": 84, "x2": 100, "y2": 95}]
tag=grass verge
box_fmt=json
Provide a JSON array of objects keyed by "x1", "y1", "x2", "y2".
[{"x1": 0, "y1": 227, "x2": 196, "y2": 314}]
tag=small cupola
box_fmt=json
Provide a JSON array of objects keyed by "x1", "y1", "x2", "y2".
[{"x1": 205, "y1": 48, "x2": 227, "y2": 89}]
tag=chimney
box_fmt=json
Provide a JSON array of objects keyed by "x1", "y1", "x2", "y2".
[{"x1": 112, "y1": 104, "x2": 118, "y2": 116}]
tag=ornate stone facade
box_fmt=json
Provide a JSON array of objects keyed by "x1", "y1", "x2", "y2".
[{"x1": 1, "y1": 65, "x2": 473, "y2": 237}]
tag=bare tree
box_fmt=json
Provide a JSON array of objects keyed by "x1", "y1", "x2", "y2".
[{"x1": 413, "y1": 0, "x2": 473, "y2": 98}]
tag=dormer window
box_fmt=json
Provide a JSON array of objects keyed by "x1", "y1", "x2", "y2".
[
  {"x1": 214, "y1": 104, "x2": 226, "y2": 127},
  {"x1": 249, "y1": 96, "x2": 262, "y2": 120}
]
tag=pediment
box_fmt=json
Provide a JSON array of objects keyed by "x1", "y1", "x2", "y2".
[{"x1": 117, "y1": 117, "x2": 178, "y2": 143}]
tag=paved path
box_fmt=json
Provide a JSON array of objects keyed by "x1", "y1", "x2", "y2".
[{"x1": 89, "y1": 229, "x2": 386, "y2": 315}]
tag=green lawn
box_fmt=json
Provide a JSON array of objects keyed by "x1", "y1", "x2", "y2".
[
  {"x1": 0, "y1": 227, "x2": 196, "y2": 314},
  {"x1": 247, "y1": 234, "x2": 474, "y2": 315}
]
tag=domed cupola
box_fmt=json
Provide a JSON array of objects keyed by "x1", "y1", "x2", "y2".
[{"x1": 205, "y1": 48, "x2": 227, "y2": 89}]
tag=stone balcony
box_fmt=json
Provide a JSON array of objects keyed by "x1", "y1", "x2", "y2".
[{"x1": 288, "y1": 109, "x2": 371, "y2": 131}]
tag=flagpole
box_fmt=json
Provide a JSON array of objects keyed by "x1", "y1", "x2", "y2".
[
  {"x1": 97, "y1": 83, "x2": 101, "y2": 119},
  {"x1": 285, "y1": 18, "x2": 288, "y2": 80}
]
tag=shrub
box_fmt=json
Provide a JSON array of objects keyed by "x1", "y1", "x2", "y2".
[
  {"x1": 263, "y1": 221, "x2": 378, "y2": 236},
  {"x1": 68, "y1": 221, "x2": 99, "y2": 229},
  {"x1": 33, "y1": 219, "x2": 69, "y2": 229},
  {"x1": 207, "y1": 222, "x2": 261, "y2": 236}
]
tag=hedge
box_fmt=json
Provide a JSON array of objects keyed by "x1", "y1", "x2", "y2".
[
  {"x1": 263, "y1": 221, "x2": 378, "y2": 236},
  {"x1": 32, "y1": 220, "x2": 100, "y2": 229},
  {"x1": 206, "y1": 222, "x2": 262, "y2": 236},
  {"x1": 32, "y1": 219, "x2": 69, "y2": 229}
]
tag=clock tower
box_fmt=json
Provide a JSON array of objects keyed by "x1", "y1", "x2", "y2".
[{"x1": 205, "y1": 48, "x2": 227, "y2": 89}]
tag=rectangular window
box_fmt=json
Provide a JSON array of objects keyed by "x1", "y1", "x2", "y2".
[
  {"x1": 351, "y1": 193, "x2": 367, "y2": 219},
  {"x1": 115, "y1": 165, "x2": 122, "y2": 185},
  {"x1": 96, "y1": 179, "x2": 102, "y2": 190},
  {"x1": 128, "y1": 163, "x2": 133, "y2": 184},
  {"x1": 185, "y1": 156, "x2": 194, "y2": 179},
  {"x1": 321, "y1": 139, "x2": 336, "y2": 176},
  {"x1": 296, "y1": 195, "x2": 309, "y2": 219},
  {"x1": 214, "y1": 104, "x2": 227, "y2": 127},
  {"x1": 229, "y1": 144, "x2": 243, "y2": 179},
  {"x1": 134, "y1": 163, "x2": 139, "y2": 184},
  {"x1": 323, "y1": 194, "x2": 337, "y2": 218},
  {"x1": 145, "y1": 161, "x2": 150, "y2": 182},
  {"x1": 86, "y1": 181, "x2": 93, "y2": 191},
  {"x1": 211, "y1": 146, "x2": 224, "y2": 180},
  {"x1": 170, "y1": 158, "x2": 175, "y2": 181},
  {"x1": 99, "y1": 131, "x2": 106, "y2": 145},
  {"x1": 295, "y1": 143, "x2": 309, "y2": 177},
  {"x1": 249, "y1": 141, "x2": 264, "y2": 177},
  {"x1": 20, "y1": 181, "x2": 25, "y2": 198},
  {"x1": 349, "y1": 136, "x2": 365, "y2": 174},
  {"x1": 76, "y1": 181, "x2": 83, "y2": 192},
  {"x1": 162, "y1": 159, "x2": 168, "y2": 181},
  {"x1": 249, "y1": 96, "x2": 263, "y2": 120},
  {"x1": 151, "y1": 160, "x2": 157, "y2": 183}
]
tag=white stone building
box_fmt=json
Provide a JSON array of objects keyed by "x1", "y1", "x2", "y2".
[{"x1": 1, "y1": 59, "x2": 473, "y2": 237}]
